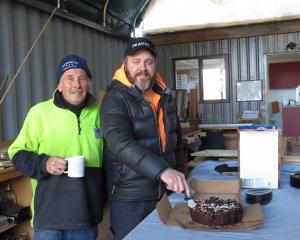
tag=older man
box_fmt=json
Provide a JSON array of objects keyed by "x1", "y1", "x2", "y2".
[
  {"x1": 9, "y1": 55, "x2": 104, "y2": 240},
  {"x1": 101, "y1": 37, "x2": 191, "y2": 240}
]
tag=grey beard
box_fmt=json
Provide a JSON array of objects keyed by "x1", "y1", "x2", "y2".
[{"x1": 135, "y1": 80, "x2": 151, "y2": 91}]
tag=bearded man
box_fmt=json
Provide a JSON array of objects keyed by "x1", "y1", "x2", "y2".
[{"x1": 101, "y1": 37, "x2": 191, "y2": 240}]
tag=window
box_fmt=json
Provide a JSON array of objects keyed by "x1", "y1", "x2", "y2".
[{"x1": 174, "y1": 55, "x2": 229, "y2": 103}]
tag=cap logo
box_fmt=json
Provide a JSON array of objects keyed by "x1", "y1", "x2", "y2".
[
  {"x1": 132, "y1": 42, "x2": 151, "y2": 48},
  {"x1": 125, "y1": 37, "x2": 156, "y2": 57}
]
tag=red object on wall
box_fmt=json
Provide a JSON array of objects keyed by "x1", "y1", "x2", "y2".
[
  {"x1": 282, "y1": 106, "x2": 300, "y2": 137},
  {"x1": 269, "y1": 61, "x2": 300, "y2": 89}
]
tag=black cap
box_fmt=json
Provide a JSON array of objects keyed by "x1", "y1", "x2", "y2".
[{"x1": 125, "y1": 37, "x2": 156, "y2": 57}]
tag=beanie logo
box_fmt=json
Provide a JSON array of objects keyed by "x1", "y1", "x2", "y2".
[
  {"x1": 62, "y1": 60, "x2": 80, "y2": 71},
  {"x1": 56, "y1": 55, "x2": 92, "y2": 83}
]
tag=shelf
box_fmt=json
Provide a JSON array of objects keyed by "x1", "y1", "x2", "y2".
[
  {"x1": 191, "y1": 149, "x2": 238, "y2": 158},
  {"x1": 0, "y1": 167, "x2": 22, "y2": 183},
  {"x1": 0, "y1": 224, "x2": 17, "y2": 234},
  {"x1": 0, "y1": 141, "x2": 32, "y2": 238},
  {"x1": 199, "y1": 123, "x2": 253, "y2": 130}
]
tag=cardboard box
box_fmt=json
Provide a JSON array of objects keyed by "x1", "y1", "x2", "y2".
[
  {"x1": 224, "y1": 133, "x2": 238, "y2": 150},
  {"x1": 190, "y1": 179, "x2": 240, "y2": 201},
  {"x1": 157, "y1": 179, "x2": 264, "y2": 231},
  {"x1": 286, "y1": 137, "x2": 300, "y2": 154},
  {"x1": 0, "y1": 140, "x2": 13, "y2": 152},
  {"x1": 239, "y1": 128, "x2": 281, "y2": 189}
]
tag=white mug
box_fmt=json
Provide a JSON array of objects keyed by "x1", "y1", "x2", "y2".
[{"x1": 64, "y1": 156, "x2": 85, "y2": 178}]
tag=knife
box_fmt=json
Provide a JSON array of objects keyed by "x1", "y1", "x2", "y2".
[{"x1": 184, "y1": 195, "x2": 196, "y2": 208}]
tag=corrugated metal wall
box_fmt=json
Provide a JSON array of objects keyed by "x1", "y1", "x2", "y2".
[
  {"x1": 2, "y1": 1, "x2": 300, "y2": 140},
  {"x1": 0, "y1": 0, "x2": 127, "y2": 141},
  {"x1": 155, "y1": 32, "x2": 300, "y2": 124}
]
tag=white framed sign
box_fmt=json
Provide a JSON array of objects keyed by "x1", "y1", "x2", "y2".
[{"x1": 237, "y1": 80, "x2": 262, "y2": 101}]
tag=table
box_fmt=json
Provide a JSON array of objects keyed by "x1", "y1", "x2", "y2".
[{"x1": 124, "y1": 160, "x2": 300, "y2": 240}]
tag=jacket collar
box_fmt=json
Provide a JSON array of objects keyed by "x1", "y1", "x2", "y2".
[{"x1": 53, "y1": 89, "x2": 96, "y2": 110}]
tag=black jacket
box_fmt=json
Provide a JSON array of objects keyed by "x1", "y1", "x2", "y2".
[{"x1": 101, "y1": 70, "x2": 182, "y2": 202}]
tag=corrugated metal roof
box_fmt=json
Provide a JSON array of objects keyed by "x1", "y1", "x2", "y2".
[{"x1": 15, "y1": 0, "x2": 151, "y2": 36}]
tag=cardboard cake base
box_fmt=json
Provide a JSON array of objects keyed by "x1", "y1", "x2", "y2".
[
  {"x1": 156, "y1": 179, "x2": 264, "y2": 231},
  {"x1": 171, "y1": 202, "x2": 264, "y2": 231}
]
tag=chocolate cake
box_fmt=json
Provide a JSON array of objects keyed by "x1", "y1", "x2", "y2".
[{"x1": 189, "y1": 197, "x2": 243, "y2": 227}]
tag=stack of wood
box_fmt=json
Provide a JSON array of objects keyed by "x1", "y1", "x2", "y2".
[
  {"x1": 0, "y1": 151, "x2": 12, "y2": 170},
  {"x1": 0, "y1": 141, "x2": 13, "y2": 171},
  {"x1": 287, "y1": 137, "x2": 300, "y2": 155}
]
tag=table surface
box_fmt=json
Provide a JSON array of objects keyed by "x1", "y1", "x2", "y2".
[{"x1": 124, "y1": 160, "x2": 300, "y2": 240}]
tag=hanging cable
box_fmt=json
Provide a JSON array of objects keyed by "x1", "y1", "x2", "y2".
[
  {"x1": 0, "y1": 7, "x2": 58, "y2": 106},
  {"x1": 0, "y1": 75, "x2": 8, "y2": 94},
  {"x1": 132, "y1": 0, "x2": 150, "y2": 37},
  {"x1": 103, "y1": 0, "x2": 110, "y2": 27}
]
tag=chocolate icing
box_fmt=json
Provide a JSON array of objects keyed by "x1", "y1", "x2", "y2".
[{"x1": 189, "y1": 197, "x2": 243, "y2": 227}]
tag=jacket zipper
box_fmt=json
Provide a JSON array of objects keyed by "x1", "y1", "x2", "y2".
[
  {"x1": 76, "y1": 115, "x2": 81, "y2": 135},
  {"x1": 153, "y1": 108, "x2": 163, "y2": 158},
  {"x1": 112, "y1": 164, "x2": 128, "y2": 196},
  {"x1": 154, "y1": 110, "x2": 164, "y2": 199},
  {"x1": 156, "y1": 93, "x2": 171, "y2": 199},
  {"x1": 146, "y1": 99, "x2": 164, "y2": 199},
  {"x1": 112, "y1": 185, "x2": 116, "y2": 195}
]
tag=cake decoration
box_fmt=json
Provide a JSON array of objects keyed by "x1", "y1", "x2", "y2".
[{"x1": 189, "y1": 197, "x2": 243, "y2": 227}]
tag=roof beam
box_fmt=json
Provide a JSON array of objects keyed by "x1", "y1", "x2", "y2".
[{"x1": 147, "y1": 19, "x2": 300, "y2": 45}]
